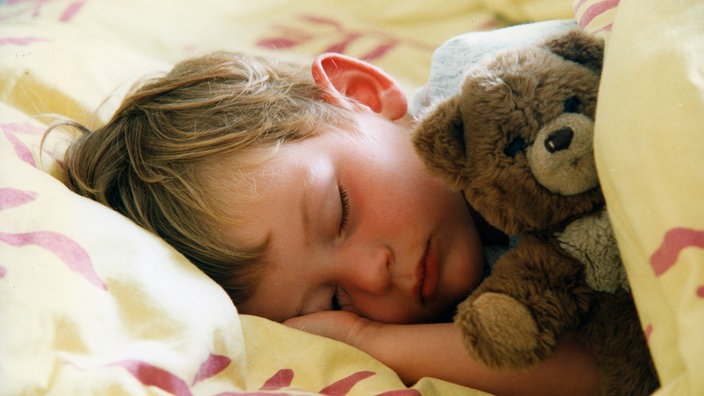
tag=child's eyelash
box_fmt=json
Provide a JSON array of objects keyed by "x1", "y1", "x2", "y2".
[
  {"x1": 331, "y1": 286, "x2": 351, "y2": 311},
  {"x1": 331, "y1": 288, "x2": 341, "y2": 310},
  {"x1": 338, "y1": 184, "x2": 350, "y2": 234}
]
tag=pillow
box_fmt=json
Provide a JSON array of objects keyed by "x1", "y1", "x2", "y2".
[
  {"x1": 0, "y1": 103, "x2": 248, "y2": 394},
  {"x1": 411, "y1": 19, "x2": 577, "y2": 114}
]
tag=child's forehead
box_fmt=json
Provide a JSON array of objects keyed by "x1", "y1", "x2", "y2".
[
  {"x1": 198, "y1": 147, "x2": 280, "y2": 205},
  {"x1": 210, "y1": 117, "x2": 368, "y2": 203}
]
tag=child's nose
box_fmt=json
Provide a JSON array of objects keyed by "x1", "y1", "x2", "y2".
[{"x1": 333, "y1": 243, "x2": 392, "y2": 296}]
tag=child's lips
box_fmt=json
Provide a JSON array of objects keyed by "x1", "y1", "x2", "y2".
[{"x1": 414, "y1": 239, "x2": 439, "y2": 305}]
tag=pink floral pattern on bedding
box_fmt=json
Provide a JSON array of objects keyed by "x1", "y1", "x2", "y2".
[
  {"x1": 0, "y1": 0, "x2": 87, "y2": 22},
  {"x1": 194, "y1": 354, "x2": 233, "y2": 386},
  {"x1": 0, "y1": 124, "x2": 106, "y2": 290},
  {"x1": 245, "y1": 368, "x2": 418, "y2": 396},
  {"x1": 651, "y1": 227, "x2": 704, "y2": 300},
  {"x1": 644, "y1": 227, "x2": 704, "y2": 344},
  {"x1": 109, "y1": 360, "x2": 194, "y2": 396},
  {"x1": 1, "y1": 122, "x2": 66, "y2": 167},
  {"x1": 573, "y1": 0, "x2": 619, "y2": 36},
  {"x1": 104, "y1": 360, "x2": 416, "y2": 396},
  {"x1": 319, "y1": 371, "x2": 375, "y2": 395},
  {"x1": 0, "y1": 36, "x2": 46, "y2": 45},
  {"x1": 256, "y1": 14, "x2": 437, "y2": 62},
  {"x1": 259, "y1": 369, "x2": 295, "y2": 391},
  {"x1": 250, "y1": 368, "x2": 420, "y2": 395},
  {"x1": 0, "y1": 187, "x2": 37, "y2": 209},
  {"x1": 0, "y1": 230, "x2": 106, "y2": 289},
  {"x1": 2, "y1": 127, "x2": 37, "y2": 167},
  {"x1": 650, "y1": 227, "x2": 704, "y2": 278},
  {"x1": 574, "y1": 0, "x2": 619, "y2": 29}
]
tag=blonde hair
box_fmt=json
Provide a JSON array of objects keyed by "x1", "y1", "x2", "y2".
[{"x1": 54, "y1": 51, "x2": 353, "y2": 304}]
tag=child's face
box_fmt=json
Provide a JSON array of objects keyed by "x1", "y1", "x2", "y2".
[{"x1": 233, "y1": 110, "x2": 485, "y2": 324}]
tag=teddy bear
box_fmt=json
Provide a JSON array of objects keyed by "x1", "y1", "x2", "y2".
[{"x1": 412, "y1": 29, "x2": 659, "y2": 395}]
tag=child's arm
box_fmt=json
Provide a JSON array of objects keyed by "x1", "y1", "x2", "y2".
[{"x1": 285, "y1": 311, "x2": 600, "y2": 396}]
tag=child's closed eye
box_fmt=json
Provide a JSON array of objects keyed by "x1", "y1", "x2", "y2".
[
  {"x1": 331, "y1": 286, "x2": 353, "y2": 311},
  {"x1": 338, "y1": 184, "x2": 350, "y2": 234}
]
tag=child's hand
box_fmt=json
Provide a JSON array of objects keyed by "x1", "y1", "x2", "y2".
[{"x1": 283, "y1": 310, "x2": 380, "y2": 348}]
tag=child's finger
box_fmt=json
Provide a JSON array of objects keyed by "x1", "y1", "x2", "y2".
[{"x1": 283, "y1": 310, "x2": 363, "y2": 344}]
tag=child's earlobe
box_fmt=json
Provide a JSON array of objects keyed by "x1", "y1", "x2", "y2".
[{"x1": 312, "y1": 53, "x2": 407, "y2": 120}]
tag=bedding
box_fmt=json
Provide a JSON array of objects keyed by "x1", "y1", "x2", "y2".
[
  {"x1": 594, "y1": 0, "x2": 704, "y2": 394},
  {"x1": 1, "y1": 0, "x2": 701, "y2": 394}
]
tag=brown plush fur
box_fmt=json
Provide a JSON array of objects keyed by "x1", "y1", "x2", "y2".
[{"x1": 412, "y1": 30, "x2": 659, "y2": 395}]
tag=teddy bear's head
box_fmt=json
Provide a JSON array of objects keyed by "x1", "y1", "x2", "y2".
[{"x1": 413, "y1": 30, "x2": 606, "y2": 234}]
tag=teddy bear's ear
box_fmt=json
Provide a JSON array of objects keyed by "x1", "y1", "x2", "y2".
[
  {"x1": 543, "y1": 30, "x2": 604, "y2": 75},
  {"x1": 412, "y1": 97, "x2": 470, "y2": 189}
]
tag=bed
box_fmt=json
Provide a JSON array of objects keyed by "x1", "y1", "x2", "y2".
[{"x1": 1, "y1": 0, "x2": 702, "y2": 394}]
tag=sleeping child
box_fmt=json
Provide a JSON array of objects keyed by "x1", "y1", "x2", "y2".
[{"x1": 49, "y1": 22, "x2": 601, "y2": 396}]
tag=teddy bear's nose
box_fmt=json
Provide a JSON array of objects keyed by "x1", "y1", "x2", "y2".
[{"x1": 545, "y1": 127, "x2": 574, "y2": 153}]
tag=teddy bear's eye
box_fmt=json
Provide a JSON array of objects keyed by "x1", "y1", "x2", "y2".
[
  {"x1": 563, "y1": 96, "x2": 581, "y2": 113},
  {"x1": 504, "y1": 136, "x2": 528, "y2": 157}
]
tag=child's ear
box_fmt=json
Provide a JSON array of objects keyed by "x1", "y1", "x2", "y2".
[{"x1": 312, "y1": 53, "x2": 407, "y2": 120}]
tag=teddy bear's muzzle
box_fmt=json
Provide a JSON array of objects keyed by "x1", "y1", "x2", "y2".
[{"x1": 527, "y1": 114, "x2": 598, "y2": 195}]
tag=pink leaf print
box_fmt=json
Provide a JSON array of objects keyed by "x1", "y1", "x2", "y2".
[
  {"x1": 644, "y1": 323, "x2": 653, "y2": 342},
  {"x1": 0, "y1": 188, "x2": 37, "y2": 210},
  {"x1": 213, "y1": 369, "x2": 295, "y2": 395},
  {"x1": 0, "y1": 36, "x2": 46, "y2": 46},
  {"x1": 300, "y1": 15, "x2": 343, "y2": 29},
  {"x1": 59, "y1": 0, "x2": 86, "y2": 22},
  {"x1": 192, "y1": 353, "x2": 231, "y2": 385},
  {"x1": 641, "y1": 323, "x2": 654, "y2": 351},
  {"x1": 650, "y1": 227, "x2": 704, "y2": 276},
  {"x1": 592, "y1": 23, "x2": 613, "y2": 35},
  {"x1": 361, "y1": 40, "x2": 399, "y2": 62},
  {"x1": 578, "y1": 0, "x2": 620, "y2": 29},
  {"x1": 2, "y1": 130, "x2": 36, "y2": 167},
  {"x1": 0, "y1": 265, "x2": 6, "y2": 279},
  {"x1": 215, "y1": 368, "x2": 404, "y2": 396},
  {"x1": 256, "y1": 24, "x2": 314, "y2": 49},
  {"x1": 319, "y1": 371, "x2": 375, "y2": 395},
  {"x1": 256, "y1": 38, "x2": 301, "y2": 49},
  {"x1": 0, "y1": 0, "x2": 87, "y2": 22},
  {"x1": 0, "y1": 230, "x2": 106, "y2": 290},
  {"x1": 324, "y1": 33, "x2": 362, "y2": 54},
  {"x1": 1, "y1": 122, "x2": 66, "y2": 167},
  {"x1": 29, "y1": 0, "x2": 50, "y2": 18},
  {"x1": 111, "y1": 360, "x2": 192, "y2": 396},
  {"x1": 0, "y1": 122, "x2": 44, "y2": 135},
  {"x1": 256, "y1": 14, "x2": 433, "y2": 61},
  {"x1": 261, "y1": 369, "x2": 294, "y2": 390}
]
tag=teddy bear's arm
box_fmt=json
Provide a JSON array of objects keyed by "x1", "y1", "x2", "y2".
[
  {"x1": 455, "y1": 236, "x2": 592, "y2": 369},
  {"x1": 558, "y1": 209, "x2": 629, "y2": 293}
]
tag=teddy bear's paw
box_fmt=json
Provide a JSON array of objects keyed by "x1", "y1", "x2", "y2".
[
  {"x1": 558, "y1": 211, "x2": 630, "y2": 293},
  {"x1": 456, "y1": 292, "x2": 546, "y2": 369}
]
